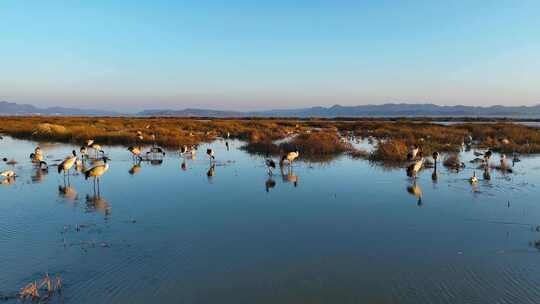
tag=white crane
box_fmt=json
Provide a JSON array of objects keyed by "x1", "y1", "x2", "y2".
[{"x1": 280, "y1": 150, "x2": 299, "y2": 167}]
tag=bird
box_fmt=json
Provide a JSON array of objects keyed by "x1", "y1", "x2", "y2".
[
  {"x1": 80, "y1": 146, "x2": 89, "y2": 159},
  {"x1": 513, "y1": 153, "x2": 521, "y2": 163},
  {"x1": 88, "y1": 143, "x2": 104, "y2": 158},
  {"x1": 469, "y1": 171, "x2": 478, "y2": 184},
  {"x1": 30, "y1": 147, "x2": 44, "y2": 163},
  {"x1": 0, "y1": 170, "x2": 16, "y2": 178},
  {"x1": 148, "y1": 146, "x2": 165, "y2": 156},
  {"x1": 207, "y1": 148, "x2": 215, "y2": 162},
  {"x1": 406, "y1": 152, "x2": 424, "y2": 178},
  {"x1": 225, "y1": 141, "x2": 229, "y2": 151},
  {"x1": 58, "y1": 150, "x2": 78, "y2": 180},
  {"x1": 85, "y1": 139, "x2": 95, "y2": 147},
  {"x1": 497, "y1": 154, "x2": 513, "y2": 173},
  {"x1": 265, "y1": 158, "x2": 276, "y2": 175},
  {"x1": 407, "y1": 145, "x2": 420, "y2": 161},
  {"x1": 180, "y1": 145, "x2": 188, "y2": 155},
  {"x1": 500, "y1": 154, "x2": 509, "y2": 168},
  {"x1": 280, "y1": 150, "x2": 299, "y2": 167},
  {"x1": 483, "y1": 150, "x2": 493, "y2": 166},
  {"x1": 38, "y1": 160, "x2": 48, "y2": 171},
  {"x1": 432, "y1": 151, "x2": 439, "y2": 162},
  {"x1": 127, "y1": 146, "x2": 142, "y2": 161},
  {"x1": 85, "y1": 157, "x2": 110, "y2": 194}
]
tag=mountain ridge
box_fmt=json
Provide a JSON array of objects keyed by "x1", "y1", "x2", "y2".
[{"x1": 3, "y1": 100, "x2": 540, "y2": 118}]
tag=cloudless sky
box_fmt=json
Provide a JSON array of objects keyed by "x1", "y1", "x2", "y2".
[{"x1": 1, "y1": 0, "x2": 539, "y2": 111}]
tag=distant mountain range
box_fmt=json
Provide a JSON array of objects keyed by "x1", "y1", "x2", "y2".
[
  {"x1": 139, "y1": 103, "x2": 540, "y2": 118},
  {"x1": 0, "y1": 101, "x2": 119, "y2": 116},
  {"x1": 4, "y1": 100, "x2": 540, "y2": 118}
]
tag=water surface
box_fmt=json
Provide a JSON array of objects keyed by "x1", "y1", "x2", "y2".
[{"x1": 1, "y1": 136, "x2": 540, "y2": 303}]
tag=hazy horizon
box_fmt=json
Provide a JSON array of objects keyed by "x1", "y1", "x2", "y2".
[{"x1": 2, "y1": 1, "x2": 539, "y2": 111}]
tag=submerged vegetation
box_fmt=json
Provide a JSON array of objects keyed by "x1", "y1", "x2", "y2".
[{"x1": 1, "y1": 116, "x2": 540, "y2": 162}]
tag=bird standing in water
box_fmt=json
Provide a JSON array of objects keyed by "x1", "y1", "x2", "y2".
[
  {"x1": 280, "y1": 150, "x2": 299, "y2": 167},
  {"x1": 469, "y1": 171, "x2": 478, "y2": 184},
  {"x1": 207, "y1": 148, "x2": 215, "y2": 163},
  {"x1": 407, "y1": 152, "x2": 424, "y2": 178},
  {"x1": 85, "y1": 157, "x2": 109, "y2": 195},
  {"x1": 265, "y1": 158, "x2": 276, "y2": 175},
  {"x1": 58, "y1": 150, "x2": 78, "y2": 183}
]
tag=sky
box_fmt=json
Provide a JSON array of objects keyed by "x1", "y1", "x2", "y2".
[{"x1": 1, "y1": 0, "x2": 539, "y2": 112}]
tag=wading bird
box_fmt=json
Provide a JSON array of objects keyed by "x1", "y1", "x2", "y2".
[
  {"x1": 207, "y1": 148, "x2": 215, "y2": 163},
  {"x1": 406, "y1": 152, "x2": 424, "y2": 178},
  {"x1": 280, "y1": 150, "x2": 299, "y2": 167},
  {"x1": 0, "y1": 170, "x2": 16, "y2": 178},
  {"x1": 89, "y1": 143, "x2": 105, "y2": 158},
  {"x1": 407, "y1": 145, "x2": 420, "y2": 161},
  {"x1": 470, "y1": 171, "x2": 478, "y2": 184},
  {"x1": 58, "y1": 150, "x2": 77, "y2": 176},
  {"x1": 265, "y1": 158, "x2": 276, "y2": 175},
  {"x1": 85, "y1": 157, "x2": 109, "y2": 195},
  {"x1": 38, "y1": 160, "x2": 48, "y2": 171},
  {"x1": 483, "y1": 150, "x2": 493, "y2": 167},
  {"x1": 127, "y1": 146, "x2": 142, "y2": 161},
  {"x1": 147, "y1": 146, "x2": 165, "y2": 159},
  {"x1": 432, "y1": 151, "x2": 439, "y2": 162}
]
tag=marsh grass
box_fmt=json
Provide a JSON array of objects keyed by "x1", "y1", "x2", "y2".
[{"x1": 1, "y1": 117, "x2": 540, "y2": 161}]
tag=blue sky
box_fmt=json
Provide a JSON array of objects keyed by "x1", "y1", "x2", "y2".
[{"x1": 1, "y1": 0, "x2": 539, "y2": 111}]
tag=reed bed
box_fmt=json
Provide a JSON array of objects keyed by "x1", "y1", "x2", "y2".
[{"x1": 1, "y1": 117, "x2": 540, "y2": 161}]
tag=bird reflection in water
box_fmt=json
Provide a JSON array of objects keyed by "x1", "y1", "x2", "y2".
[
  {"x1": 150, "y1": 159, "x2": 163, "y2": 166},
  {"x1": 181, "y1": 159, "x2": 187, "y2": 171},
  {"x1": 58, "y1": 185, "x2": 78, "y2": 202},
  {"x1": 281, "y1": 167, "x2": 299, "y2": 187},
  {"x1": 483, "y1": 167, "x2": 491, "y2": 181},
  {"x1": 207, "y1": 163, "x2": 216, "y2": 183},
  {"x1": 86, "y1": 193, "x2": 111, "y2": 216},
  {"x1": 265, "y1": 177, "x2": 276, "y2": 192},
  {"x1": 129, "y1": 162, "x2": 142, "y2": 175},
  {"x1": 32, "y1": 163, "x2": 49, "y2": 183},
  {"x1": 407, "y1": 181, "x2": 423, "y2": 206}
]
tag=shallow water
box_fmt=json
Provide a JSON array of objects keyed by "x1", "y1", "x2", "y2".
[{"x1": 2, "y1": 136, "x2": 540, "y2": 303}]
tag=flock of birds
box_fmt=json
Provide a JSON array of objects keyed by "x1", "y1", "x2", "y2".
[
  {"x1": 0, "y1": 130, "x2": 521, "y2": 204},
  {"x1": 403, "y1": 143, "x2": 520, "y2": 205},
  {"x1": 405, "y1": 144, "x2": 517, "y2": 182},
  {"x1": 0, "y1": 130, "x2": 302, "y2": 194}
]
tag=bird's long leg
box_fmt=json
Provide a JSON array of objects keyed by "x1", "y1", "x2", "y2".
[{"x1": 97, "y1": 178, "x2": 101, "y2": 197}]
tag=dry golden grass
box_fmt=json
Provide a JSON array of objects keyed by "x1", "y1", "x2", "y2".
[{"x1": 1, "y1": 117, "x2": 539, "y2": 161}]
